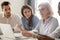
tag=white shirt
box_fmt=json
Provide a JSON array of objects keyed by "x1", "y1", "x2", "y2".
[
  {"x1": 0, "y1": 13, "x2": 22, "y2": 33},
  {"x1": 0, "y1": 14, "x2": 21, "y2": 28},
  {"x1": 33, "y1": 16, "x2": 58, "y2": 36}
]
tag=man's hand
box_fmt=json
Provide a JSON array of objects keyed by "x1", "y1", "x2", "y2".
[{"x1": 37, "y1": 34, "x2": 55, "y2": 40}]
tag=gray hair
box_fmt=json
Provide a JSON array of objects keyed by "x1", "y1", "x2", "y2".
[{"x1": 38, "y1": 2, "x2": 53, "y2": 16}]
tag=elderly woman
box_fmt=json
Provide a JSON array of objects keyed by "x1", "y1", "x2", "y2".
[
  {"x1": 37, "y1": 2, "x2": 60, "y2": 40},
  {"x1": 35, "y1": 2, "x2": 58, "y2": 35},
  {"x1": 33, "y1": 2, "x2": 58, "y2": 40}
]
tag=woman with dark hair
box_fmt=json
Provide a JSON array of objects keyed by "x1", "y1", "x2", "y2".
[
  {"x1": 20, "y1": 5, "x2": 39, "y2": 31},
  {"x1": 16, "y1": 5, "x2": 39, "y2": 37}
]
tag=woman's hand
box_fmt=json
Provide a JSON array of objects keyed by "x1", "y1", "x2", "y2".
[
  {"x1": 22, "y1": 30, "x2": 33, "y2": 37},
  {"x1": 16, "y1": 25, "x2": 34, "y2": 37}
]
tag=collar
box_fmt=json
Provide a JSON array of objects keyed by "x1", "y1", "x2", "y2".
[{"x1": 42, "y1": 16, "x2": 52, "y2": 23}]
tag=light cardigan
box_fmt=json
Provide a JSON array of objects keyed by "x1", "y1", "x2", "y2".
[
  {"x1": 49, "y1": 26, "x2": 60, "y2": 38},
  {"x1": 34, "y1": 16, "x2": 58, "y2": 35}
]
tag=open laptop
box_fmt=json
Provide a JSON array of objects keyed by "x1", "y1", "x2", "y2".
[{"x1": 0, "y1": 24, "x2": 15, "y2": 40}]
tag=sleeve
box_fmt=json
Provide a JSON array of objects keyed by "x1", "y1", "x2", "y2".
[
  {"x1": 33, "y1": 16, "x2": 39, "y2": 27},
  {"x1": 14, "y1": 15, "x2": 24, "y2": 32},
  {"x1": 16, "y1": 15, "x2": 22, "y2": 25},
  {"x1": 48, "y1": 18, "x2": 59, "y2": 38},
  {"x1": 49, "y1": 26, "x2": 60, "y2": 38},
  {"x1": 32, "y1": 21, "x2": 40, "y2": 33},
  {"x1": 48, "y1": 18, "x2": 59, "y2": 35}
]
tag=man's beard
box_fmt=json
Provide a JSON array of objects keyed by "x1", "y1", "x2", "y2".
[{"x1": 4, "y1": 13, "x2": 11, "y2": 18}]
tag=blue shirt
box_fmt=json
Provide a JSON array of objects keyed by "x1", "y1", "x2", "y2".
[{"x1": 21, "y1": 16, "x2": 39, "y2": 31}]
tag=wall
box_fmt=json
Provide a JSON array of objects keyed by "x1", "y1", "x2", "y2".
[{"x1": 0, "y1": 0, "x2": 25, "y2": 17}]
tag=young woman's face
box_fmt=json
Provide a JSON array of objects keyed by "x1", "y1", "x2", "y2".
[
  {"x1": 23, "y1": 8, "x2": 32, "y2": 19},
  {"x1": 39, "y1": 5, "x2": 50, "y2": 19}
]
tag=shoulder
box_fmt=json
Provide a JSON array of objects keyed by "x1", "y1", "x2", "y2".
[
  {"x1": 50, "y1": 17, "x2": 59, "y2": 26},
  {"x1": 11, "y1": 14, "x2": 19, "y2": 17},
  {"x1": 11, "y1": 14, "x2": 20, "y2": 19},
  {"x1": 21, "y1": 17, "x2": 25, "y2": 20},
  {"x1": 33, "y1": 15, "x2": 39, "y2": 21},
  {"x1": 21, "y1": 17, "x2": 27, "y2": 22},
  {"x1": 33, "y1": 16, "x2": 38, "y2": 19},
  {"x1": 51, "y1": 17, "x2": 58, "y2": 22}
]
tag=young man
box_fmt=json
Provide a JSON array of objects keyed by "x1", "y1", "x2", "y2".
[{"x1": 0, "y1": 1, "x2": 22, "y2": 34}]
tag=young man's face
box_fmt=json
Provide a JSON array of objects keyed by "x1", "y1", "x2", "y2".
[
  {"x1": 58, "y1": 4, "x2": 60, "y2": 16},
  {"x1": 2, "y1": 5, "x2": 11, "y2": 18}
]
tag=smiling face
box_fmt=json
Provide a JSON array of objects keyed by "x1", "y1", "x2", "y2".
[
  {"x1": 23, "y1": 8, "x2": 32, "y2": 19},
  {"x1": 39, "y1": 5, "x2": 50, "y2": 20},
  {"x1": 2, "y1": 5, "x2": 11, "y2": 18}
]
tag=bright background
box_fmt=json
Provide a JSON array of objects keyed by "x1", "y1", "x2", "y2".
[
  {"x1": 35, "y1": 0, "x2": 60, "y2": 25},
  {"x1": 0, "y1": 0, "x2": 60, "y2": 25}
]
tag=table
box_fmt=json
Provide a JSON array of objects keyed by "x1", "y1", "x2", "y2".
[
  {"x1": 14, "y1": 33, "x2": 38, "y2": 40},
  {"x1": 0, "y1": 33, "x2": 38, "y2": 40},
  {"x1": 0, "y1": 34, "x2": 60, "y2": 40}
]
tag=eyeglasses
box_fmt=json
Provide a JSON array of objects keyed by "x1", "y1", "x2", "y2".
[{"x1": 39, "y1": 8, "x2": 47, "y2": 12}]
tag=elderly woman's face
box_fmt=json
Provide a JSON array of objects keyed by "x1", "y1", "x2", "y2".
[
  {"x1": 39, "y1": 5, "x2": 49, "y2": 19},
  {"x1": 23, "y1": 8, "x2": 31, "y2": 19}
]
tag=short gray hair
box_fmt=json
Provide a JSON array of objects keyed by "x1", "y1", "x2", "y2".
[{"x1": 38, "y1": 2, "x2": 53, "y2": 16}]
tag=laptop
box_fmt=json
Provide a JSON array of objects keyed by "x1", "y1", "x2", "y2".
[{"x1": 0, "y1": 24, "x2": 15, "y2": 40}]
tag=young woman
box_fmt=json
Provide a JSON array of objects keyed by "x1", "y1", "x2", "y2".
[{"x1": 21, "y1": 5, "x2": 39, "y2": 31}]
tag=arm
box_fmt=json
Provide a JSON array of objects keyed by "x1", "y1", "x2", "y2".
[
  {"x1": 37, "y1": 34, "x2": 55, "y2": 40},
  {"x1": 48, "y1": 18, "x2": 58, "y2": 35},
  {"x1": 49, "y1": 26, "x2": 60, "y2": 38}
]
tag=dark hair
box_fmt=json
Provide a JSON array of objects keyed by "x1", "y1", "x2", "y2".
[
  {"x1": 21, "y1": 5, "x2": 33, "y2": 27},
  {"x1": 1, "y1": 1, "x2": 10, "y2": 9},
  {"x1": 59, "y1": 2, "x2": 60, "y2": 4},
  {"x1": 58, "y1": 2, "x2": 60, "y2": 10}
]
